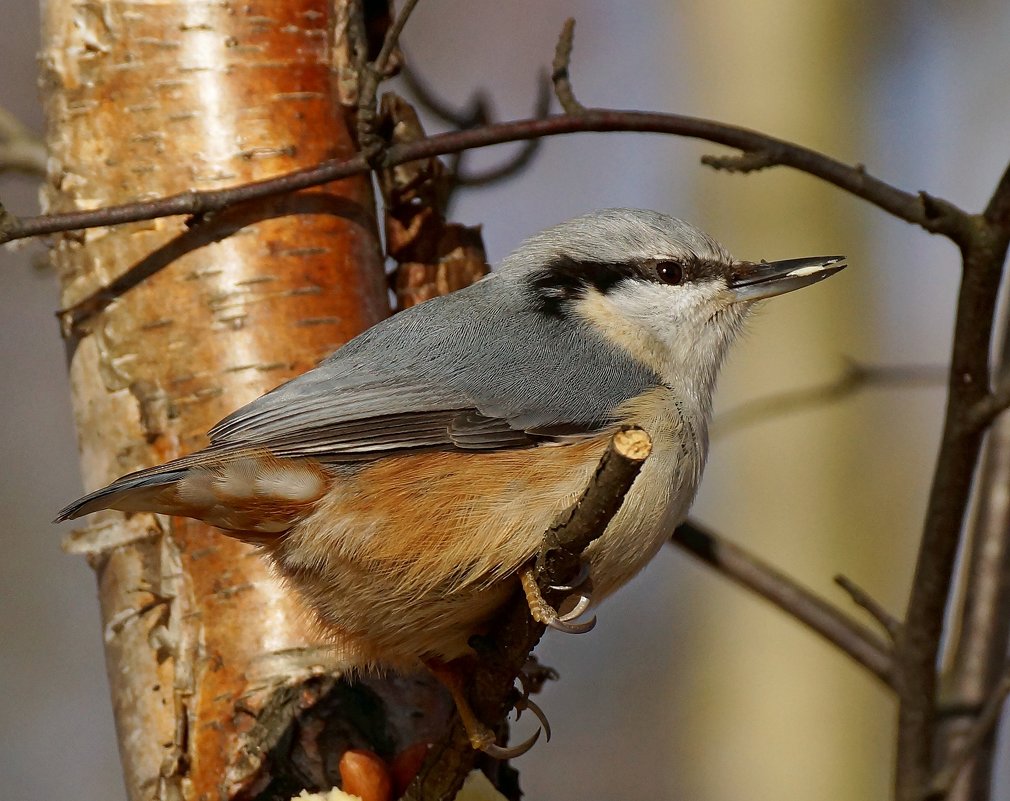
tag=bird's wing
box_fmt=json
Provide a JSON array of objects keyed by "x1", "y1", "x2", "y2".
[
  {"x1": 55, "y1": 274, "x2": 663, "y2": 522},
  {"x1": 207, "y1": 275, "x2": 660, "y2": 461}
]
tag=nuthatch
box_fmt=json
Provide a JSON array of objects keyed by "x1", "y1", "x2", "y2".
[{"x1": 58, "y1": 208, "x2": 845, "y2": 757}]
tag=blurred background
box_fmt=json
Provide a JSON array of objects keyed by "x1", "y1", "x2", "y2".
[{"x1": 3, "y1": 1, "x2": 1010, "y2": 799}]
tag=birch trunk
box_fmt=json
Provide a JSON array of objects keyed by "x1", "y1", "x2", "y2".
[{"x1": 39, "y1": 2, "x2": 417, "y2": 799}]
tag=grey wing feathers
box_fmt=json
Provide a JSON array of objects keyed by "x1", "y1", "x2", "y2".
[
  {"x1": 206, "y1": 272, "x2": 660, "y2": 459},
  {"x1": 56, "y1": 273, "x2": 661, "y2": 522}
]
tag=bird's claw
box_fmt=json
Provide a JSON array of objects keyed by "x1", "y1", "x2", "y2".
[
  {"x1": 474, "y1": 674, "x2": 551, "y2": 758},
  {"x1": 553, "y1": 590, "x2": 597, "y2": 632},
  {"x1": 558, "y1": 591, "x2": 592, "y2": 622},
  {"x1": 515, "y1": 696, "x2": 552, "y2": 742},
  {"x1": 427, "y1": 657, "x2": 548, "y2": 760},
  {"x1": 476, "y1": 725, "x2": 541, "y2": 760},
  {"x1": 546, "y1": 612, "x2": 597, "y2": 634},
  {"x1": 521, "y1": 566, "x2": 597, "y2": 635}
]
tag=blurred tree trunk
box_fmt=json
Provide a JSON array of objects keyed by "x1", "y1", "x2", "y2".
[
  {"x1": 38, "y1": 2, "x2": 425, "y2": 799},
  {"x1": 678, "y1": 2, "x2": 888, "y2": 800}
]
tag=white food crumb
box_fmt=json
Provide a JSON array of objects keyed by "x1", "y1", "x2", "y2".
[
  {"x1": 289, "y1": 769, "x2": 506, "y2": 801},
  {"x1": 292, "y1": 788, "x2": 361, "y2": 801}
]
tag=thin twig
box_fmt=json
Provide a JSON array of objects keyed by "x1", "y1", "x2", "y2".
[
  {"x1": 835, "y1": 574, "x2": 901, "y2": 640},
  {"x1": 669, "y1": 520, "x2": 896, "y2": 687},
  {"x1": 400, "y1": 63, "x2": 491, "y2": 130},
  {"x1": 536, "y1": 427, "x2": 652, "y2": 584},
  {"x1": 983, "y1": 160, "x2": 1010, "y2": 229},
  {"x1": 357, "y1": 0, "x2": 422, "y2": 159},
  {"x1": 406, "y1": 429, "x2": 651, "y2": 801},
  {"x1": 401, "y1": 63, "x2": 552, "y2": 190},
  {"x1": 551, "y1": 18, "x2": 585, "y2": 114},
  {"x1": 455, "y1": 72, "x2": 551, "y2": 188},
  {"x1": 966, "y1": 374, "x2": 1010, "y2": 432},
  {"x1": 372, "y1": 0, "x2": 420, "y2": 82},
  {"x1": 713, "y1": 360, "x2": 945, "y2": 439},
  {"x1": 924, "y1": 669, "x2": 1010, "y2": 801},
  {"x1": 0, "y1": 200, "x2": 19, "y2": 241},
  {"x1": 0, "y1": 107, "x2": 46, "y2": 177},
  {"x1": 0, "y1": 109, "x2": 973, "y2": 249}
]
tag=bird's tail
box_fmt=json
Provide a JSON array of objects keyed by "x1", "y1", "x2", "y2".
[
  {"x1": 55, "y1": 454, "x2": 210, "y2": 522},
  {"x1": 55, "y1": 447, "x2": 332, "y2": 540}
]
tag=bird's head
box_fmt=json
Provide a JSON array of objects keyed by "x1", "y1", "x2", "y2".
[{"x1": 504, "y1": 208, "x2": 846, "y2": 393}]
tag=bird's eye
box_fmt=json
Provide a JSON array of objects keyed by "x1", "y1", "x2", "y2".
[{"x1": 655, "y1": 260, "x2": 685, "y2": 286}]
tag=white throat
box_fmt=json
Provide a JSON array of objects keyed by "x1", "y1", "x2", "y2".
[{"x1": 573, "y1": 282, "x2": 750, "y2": 417}]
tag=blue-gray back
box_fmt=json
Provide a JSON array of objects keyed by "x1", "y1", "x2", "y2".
[{"x1": 208, "y1": 271, "x2": 662, "y2": 458}]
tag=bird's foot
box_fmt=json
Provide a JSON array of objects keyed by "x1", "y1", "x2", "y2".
[
  {"x1": 520, "y1": 565, "x2": 597, "y2": 634},
  {"x1": 425, "y1": 658, "x2": 543, "y2": 760}
]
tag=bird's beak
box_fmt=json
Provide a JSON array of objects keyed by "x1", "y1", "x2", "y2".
[{"x1": 728, "y1": 255, "x2": 847, "y2": 302}]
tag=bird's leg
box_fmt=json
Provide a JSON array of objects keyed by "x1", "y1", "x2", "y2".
[
  {"x1": 519, "y1": 566, "x2": 597, "y2": 634},
  {"x1": 424, "y1": 658, "x2": 541, "y2": 760}
]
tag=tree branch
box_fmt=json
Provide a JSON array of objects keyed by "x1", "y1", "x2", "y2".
[
  {"x1": 669, "y1": 520, "x2": 896, "y2": 687},
  {"x1": 454, "y1": 73, "x2": 551, "y2": 188},
  {"x1": 925, "y1": 668, "x2": 1010, "y2": 801},
  {"x1": 357, "y1": 0, "x2": 422, "y2": 159},
  {"x1": 983, "y1": 160, "x2": 1010, "y2": 230},
  {"x1": 895, "y1": 224, "x2": 1010, "y2": 801},
  {"x1": 835, "y1": 574, "x2": 901, "y2": 640},
  {"x1": 967, "y1": 373, "x2": 1010, "y2": 432},
  {"x1": 932, "y1": 281, "x2": 1010, "y2": 801},
  {"x1": 406, "y1": 429, "x2": 651, "y2": 801},
  {"x1": 1, "y1": 107, "x2": 973, "y2": 248},
  {"x1": 536, "y1": 428, "x2": 652, "y2": 584}
]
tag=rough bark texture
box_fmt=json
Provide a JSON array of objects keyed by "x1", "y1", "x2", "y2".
[{"x1": 40, "y1": 2, "x2": 409, "y2": 799}]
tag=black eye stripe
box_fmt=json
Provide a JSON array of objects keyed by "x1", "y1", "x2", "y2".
[
  {"x1": 528, "y1": 254, "x2": 724, "y2": 317},
  {"x1": 527, "y1": 256, "x2": 631, "y2": 317}
]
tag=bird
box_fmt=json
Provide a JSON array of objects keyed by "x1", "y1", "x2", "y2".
[{"x1": 57, "y1": 208, "x2": 845, "y2": 757}]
